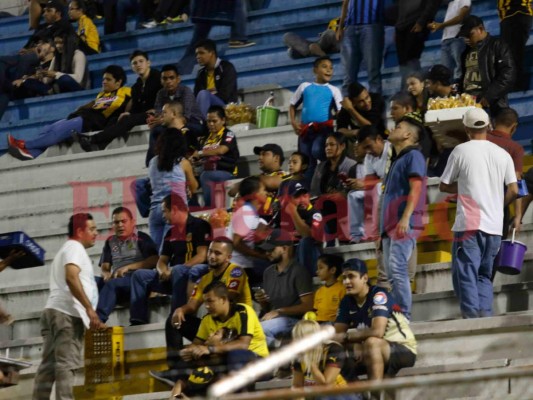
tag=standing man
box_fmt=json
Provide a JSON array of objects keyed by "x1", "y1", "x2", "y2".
[
  {"x1": 440, "y1": 108, "x2": 518, "y2": 318},
  {"x1": 194, "y1": 39, "x2": 238, "y2": 117},
  {"x1": 497, "y1": 0, "x2": 532, "y2": 91},
  {"x1": 33, "y1": 213, "x2": 105, "y2": 400},
  {"x1": 379, "y1": 116, "x2": 427, "y2": 321},
  {"x1": 394, "y1": 0, "x2": 441, "y2": 84},
  {"x1": 337, "y1": 0, "x2": 385, "y2": 95},
  {"x1": 457, "y1": 15, "x2": 516, "y2": 116}
]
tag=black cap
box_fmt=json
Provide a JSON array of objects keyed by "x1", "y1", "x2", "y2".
[
  {"x1": 457, "y1": 15, "x2": 484, "y2": 38},
  {"x1": 45, "y1": 0, "x2": 64, "y2": 10},
  {"x1": 258, "y1": 229, "x2": 293, "y2": 251},
  {"x1": 286, "y1": 181, "x2": 308, "y2": 197},
  {"x1": 187, "y1": 366, "x2": 215, "y2": 393},
  {"x1": 426, "y1": 64, "x2": 452, "y2": 85},
  {"x1": 253, "y1": 143, "x2": 285, "y2": 164},
  {"x1": 342, "y1": 258, "x2": 368, "y2": 275}
]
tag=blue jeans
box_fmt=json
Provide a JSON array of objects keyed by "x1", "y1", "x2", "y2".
[
  {"x1": 130, "y1": 264, "x2": 209, "y2": 323},
  {"x1": 340, "y1": 24, "x2": 384, "y2": 95},
  {"x1": 200, "y1": 170, "x2": 234, "y2": 208},
  {"x1": 348, "y1": 190, "x2": 365, "y2": 241},
  {"x1": 441, "y1": 38, "x2": 466, "y2": 82},
  {"x1": 55, "y1": 75, "x2": 84, "y2": 93},
  {"x1": 452, "y1": 231, "x2": 501, "y2": 319},
  {"x1": 148, "y1": 202, "x2": 169, "y2": 251},
  {"x1": 131, "y1": 177, "x2": 151, "y2": 218},
  {"x1": 95, "y1": 275, "x2": 132, "y2": 322},
  {"x1": 178, "y1": 0, "x2": 249, "y2": 74},
  {"x1": 196, "y1": 90, "x2": 226, "y2": 118},
  {"x1": 25, "y1": 117, "x2": 83, "y2": 158},
  {"x1": 382, "y1": 234, "x2": 417, "y2": 320},
  {"x1": 261, "y1": 316, "x2": 300, "y2": 347},
  {"x1": 297, "y1": 236, "x2": 321, "y2": 276},
  {"x1": 299, "y1": 130, "x2": 327, "y2": 183}
]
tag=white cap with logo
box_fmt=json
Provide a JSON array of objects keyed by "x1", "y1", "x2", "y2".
[{"x1": 463, "y1": 108, "x2": 490, "y2": 129}]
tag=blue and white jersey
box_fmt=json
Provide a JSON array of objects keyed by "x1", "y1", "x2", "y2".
[{"x1": 290, "y1": 82, "x2": 342, "y2": 125}]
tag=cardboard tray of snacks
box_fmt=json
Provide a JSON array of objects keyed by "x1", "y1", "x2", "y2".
[
  {"x1": 0, "y1": 231, "x2": 45, "y2": 269},
  {"x1": 425, "y1": 106, "x2": 476, "y2": 149}
]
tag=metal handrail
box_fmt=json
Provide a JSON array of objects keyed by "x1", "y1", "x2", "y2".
[{"x1": 207, "y1": 325, "x2": 336, "y2": 400}]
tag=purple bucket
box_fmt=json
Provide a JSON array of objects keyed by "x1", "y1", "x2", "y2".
[{"x1": 495, "y1": 239, "x2": 527, "y2": 275}]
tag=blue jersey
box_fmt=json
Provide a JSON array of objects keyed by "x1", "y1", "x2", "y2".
[
  {"x1": 290, "y1": 82, "x2": 342, "y2": 125},
  {"x1": 345, "y1": 0, "x2": 385, "y2": 25},
  {"x1": 335, "y1": 286, "x2": 417, "y2": 353},
  {"x1": 380, "y1": 147, "x2": 426, "y2": 236}
]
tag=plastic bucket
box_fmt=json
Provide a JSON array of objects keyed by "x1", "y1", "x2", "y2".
[
  {"x1": 495, "y1": 239, "x2": 527, "y2": 275},
  {"x1": 256, "y1": 106, "x2": 279, "y2": 129}
]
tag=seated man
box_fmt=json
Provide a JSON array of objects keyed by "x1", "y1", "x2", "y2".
[
  {"x1": 150, "y1": 281, "x2": 268, "y2": 394},
  {"x1": 334, "y1": 258, "x2": 417, "y2": 380},
  {"x1": 347, "y1": 125, "x2": 391, "y2": 243},
  {"x1": 95, "y1": 207, "x2": 158, "y2": 323},
  {"x1": 8, "y1": 65, "x2": 131, "y2": 160},
  {"x1": 283, "y1": 18, "x2": 340, "y2": 59},
  {"x1": 254, "y1": 230, "x2": 314, "y2": 348},
  {"x1": 194, "y1": 39, "x2": 238, "y2": 117},
  {"x1": 337, "y1": 82, "x2": 386, "y2": 140},
  {"x1": 79, "y1": 50, "x2": 162, "y2": 151},
  {"x1": 130, "y1": 194, "x2": 210, "y2": 325},
  {"x1": 273, "y1": 180, "x2": 323, "y2": 276},
  {"x1": 156, "y1": 237, "x2": 253, "y2": 382}
]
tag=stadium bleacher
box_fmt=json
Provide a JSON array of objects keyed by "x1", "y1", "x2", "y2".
[{"x1": 0, "y1": 0, "x2": 532, "y2": 398}]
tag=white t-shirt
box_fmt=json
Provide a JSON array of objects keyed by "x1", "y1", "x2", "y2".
[
  {"x1": 442, "y1": 0, "x2": 471, "y2": 41},
  {"x1": 228, "y1": 203, "x2": 265, "y2": 269},
  {"x1": 45, "y1": 239, "x2": 99, "y2": 328},
  {"x1": 363, "y1": 140, "x2": 391, "y2": 178},
  {"x1": 440, "y1": 140, "x2": 516, "y2": 235}
]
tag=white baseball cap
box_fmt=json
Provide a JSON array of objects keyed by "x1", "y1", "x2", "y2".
[{"x1": 463, "y1": 108, "x2": 490, "y2": 129}]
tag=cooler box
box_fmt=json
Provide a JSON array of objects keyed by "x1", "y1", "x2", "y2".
[
  {"x1": 425, "y1": 106, "x2": 475, "y2": 149},
  {"x1": 0, "y1": 231, "x2": 45, "y2": 269},
  {"x1": 191, "y1": 0, "x2": 236, "y2": 25}
]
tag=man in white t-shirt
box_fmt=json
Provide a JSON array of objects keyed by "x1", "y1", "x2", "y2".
[
  {"x1": 440, "y1": 108, "x2": 518, "y2": 319},
  {"x1": 33, "y1": 213, "x2": 105, "y2": 400},
  {"x1": 229, "y1": 176, "x2": 270, "y2": 286},
  {"x1": 348, "y1": 125, "x2": 391, "y2": 242},
  {"x1": 428, "y1": 0, "x2": 471, "y2": 83}
]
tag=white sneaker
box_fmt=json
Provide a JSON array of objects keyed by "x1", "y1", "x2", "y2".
[{"x1": 142, "y1": 20, "x2": 158, "y2": 29}]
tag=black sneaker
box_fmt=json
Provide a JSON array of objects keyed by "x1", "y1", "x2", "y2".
[
  {"x1": 76, "y1": 133, "x2": 99, "y2": 152},
  {"x1": 149, "y1": 369, "x2": 177, "y2": 387},
  {"x1": 228, "y1": 40, "x2": 256, "y2": 48}
]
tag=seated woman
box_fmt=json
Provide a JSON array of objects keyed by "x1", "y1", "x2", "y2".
[
  {"x1": 8, "y1": 65, "x2": 130, "y2": 160},
  {"x1": 193, "y1": 105, "x2": 240, "y2": 208},
  {"x1": 148, "y1": 129, "x2": 198, "y2": 248},
  {"x1": 292, "y1": 320, "x2": 361, "y2": 400}
]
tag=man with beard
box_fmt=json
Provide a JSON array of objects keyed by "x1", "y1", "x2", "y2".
[{"x1": 151, "y1": 237, "x2": 252, "y2": 384}]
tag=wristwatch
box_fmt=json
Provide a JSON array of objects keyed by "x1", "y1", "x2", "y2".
[{"x1": 208, "y1": 345, "x2": 215, "y2": 354}]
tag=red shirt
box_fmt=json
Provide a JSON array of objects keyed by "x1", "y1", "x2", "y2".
[{"x1": 487, "y1": 130, "x2": 524, "y2": 173}]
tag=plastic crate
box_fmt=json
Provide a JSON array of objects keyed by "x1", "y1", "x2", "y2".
[{"x1": 84, "y1": 327, "x2": 124, "y2": 385}]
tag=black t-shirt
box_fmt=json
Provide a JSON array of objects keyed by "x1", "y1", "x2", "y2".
[
  {"x1": 130, "y1": 69, "x2": 162, "y2": 114},
  {"x1": 161, "y1": 215, "x2": 211, "y2": 265},
  {"x1": 337, "y1": 93, "x2": 386, "y2": 135}
]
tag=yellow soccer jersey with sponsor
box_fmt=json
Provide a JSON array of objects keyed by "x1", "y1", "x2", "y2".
[
  {"x1": 191, "y1": 263, "x2": 252, "y2": 307},
  {"x1": 196, "y1": 303, "x2": 269, "y2": 358}
]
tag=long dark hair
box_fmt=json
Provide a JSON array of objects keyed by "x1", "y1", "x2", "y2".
[
  {"x1": 54, "y1": 30, "x2": 80, "y2": 74},
  {"x1": 155, "y1": 129, "x2": 188, "y2": 172}
]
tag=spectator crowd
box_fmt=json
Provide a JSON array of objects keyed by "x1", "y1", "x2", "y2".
[{"x1": 0, "y1": 0, "x2": 531, "y2": 399}]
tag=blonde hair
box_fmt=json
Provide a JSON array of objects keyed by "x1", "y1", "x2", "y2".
[{"x1": 292, "y1": 320, "x2": 324, "y2": 375}]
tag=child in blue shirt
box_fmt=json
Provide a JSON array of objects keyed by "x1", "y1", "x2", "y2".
[{"x1": 289, "y1": 56, "x2": 342, "y2": 181}]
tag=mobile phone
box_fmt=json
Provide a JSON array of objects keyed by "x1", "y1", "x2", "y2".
[{"x1": 252, "y1": 287, "x2": 265, "y2": 296}]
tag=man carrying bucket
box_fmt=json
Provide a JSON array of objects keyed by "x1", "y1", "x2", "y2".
[{"x1": 439, "y1": 108, "x2": 518, "y2": 318}]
